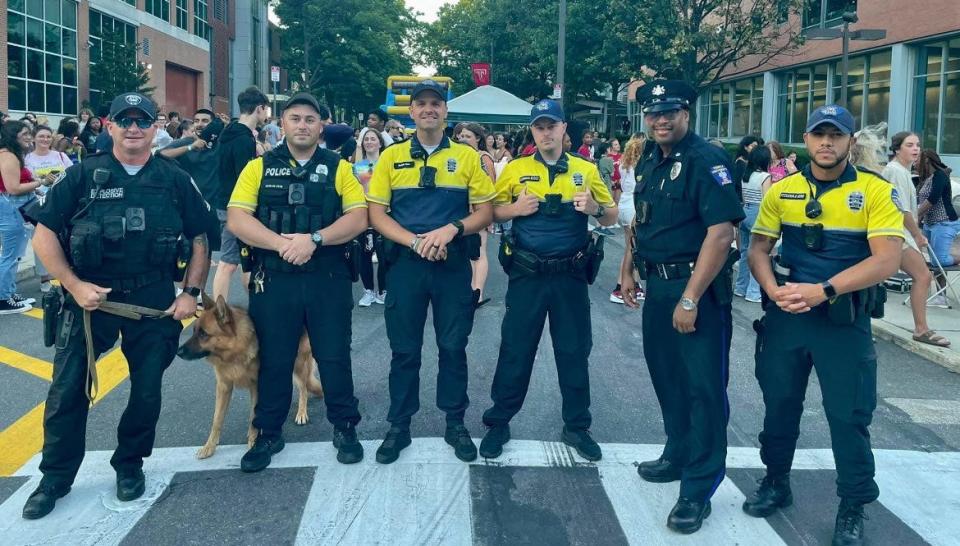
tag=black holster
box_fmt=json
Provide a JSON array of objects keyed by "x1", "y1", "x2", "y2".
[
  {"x1": 42, "y1": 289, "x2": 63, "y2": 347},
  {"x1": 173, "y1": 236, "x2": 192, "y2": 282},
  {"x1": 708, "y1": 247, "x2": 739, "y2": 306},
  {"x1": 346, "y1": 239, "x2": 361, "y2": 282},
  {"x1": 498, "y1": 234, "x2": 515, "y2": 274},
  {"x1": 465, "y1": 233, "x2": 481, "y2": 260},
  {"x1": 584, "y1": 233, "x2": 604, "y2": 285}
]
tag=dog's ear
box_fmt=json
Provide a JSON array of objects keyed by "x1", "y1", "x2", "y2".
[
  {"x1": 201, "y1": 290, "x2": 216, "y2": 311},
  {"x1": 214, "y1": 295, "x2": 234, "y2": 333}
]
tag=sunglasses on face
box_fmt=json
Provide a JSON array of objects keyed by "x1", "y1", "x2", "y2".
[
  {"x1": 644, "y1": 110, "x2": 681, "y2": 121},
  {"x1": 115, "y1": 118, "x2": 153, "y2": 129}
]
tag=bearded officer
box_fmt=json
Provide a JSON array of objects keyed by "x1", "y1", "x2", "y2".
[
  {"x1": 478, "y1": 99, "x2": 617, "y2": 461},
  {"x1": 23, "y1": 92, "x2": 212, "y2": 519},
  {"x1": 620, "y1": 80, "x2": 744, "y2": 534},
  {"x1": 227, "y1": 92, "x2": 368, "y2": 472}
]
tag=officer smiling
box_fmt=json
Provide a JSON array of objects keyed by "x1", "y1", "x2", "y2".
[
  {"x1": 622, "y1": 80, "x2": 744, "y2": 534},
  {"x1": 367, "y1": 80, "x2": 495, "y2": 464},
  {"x1": 478, "y1": 99, "x2": 617, "y2": 461}
]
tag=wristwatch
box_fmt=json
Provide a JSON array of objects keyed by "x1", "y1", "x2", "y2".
[
  {"x1": 183, "y1": 286, "x2": 201, "y2": 297},
  {"x1": 310, "y1": 230, "x2": 323, "y2": 246},
  {"x1": 451, "y1": 219, "x2": 465, "y2": 238},
  {"x1": 592, "y1": 205, "x2": 606, "y2": 219},
  {"x1": 821, "y1": 280, "x2": 837, "y2": 299},
  {"x1": 679, "y1": 297, "x2": 697, "y2": 311}
]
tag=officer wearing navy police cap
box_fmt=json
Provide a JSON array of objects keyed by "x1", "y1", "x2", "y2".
[
  {"x1": 366, "y1": 79, "x2": 495, "y2": 464},
  {"x1": 478, "y1": 99, "x2": 617, "y2": 461},
  {"x1": 23, "y1": 92, "x2": 213, "y2": 519},
  {"x1": 621, "y1": 80, "x2": 744, "y2": 534},
  {"x1": 745, "y1": 104, "x2": 903, "y2": 546}
]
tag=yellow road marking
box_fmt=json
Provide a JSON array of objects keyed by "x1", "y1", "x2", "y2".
[
  {"x1": 0, "y1": 317, "x2": 196, "y2": 477},
  {"x1": 0, "y1": 347, "x2": 52, "y2": 381},
  {"x1": 24, "y1": 308, "x2": 43, "y2": 320}
]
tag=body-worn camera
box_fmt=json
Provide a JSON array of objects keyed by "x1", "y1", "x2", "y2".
[
  {"x1": 544, "y1": 194, "x2": 562, "y2": 216},
  {"x1": 125, "y1": 207, "x2": 145, "y2": 232},
  {"x1": 801, "y1": 222, "x2": 824, "y2": 251},
  {"x1": 419, "y1": 166, "x2": 437, "y2": 188},
  {"x1": 288, "y1": 183, "x2": 306, "y2": 205}
]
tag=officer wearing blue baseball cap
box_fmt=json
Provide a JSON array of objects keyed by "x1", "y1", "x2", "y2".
[
  {"x1": 477, "y1": 98, "x2": 617, "y2": 462},
  {"x1": 744, "y1": 104, "x2": 903, "y2": 546},
  {"x1": 623, "y1": 79, "x2": 745, "y2": 534}
]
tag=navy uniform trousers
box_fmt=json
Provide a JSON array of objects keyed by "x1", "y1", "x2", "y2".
[
  {"x1": 482, "y1": 270, "x2": 592, "y2": 429},
  {"x1": 383, "y1": 250, "x2": 476, "y2": 428},
  {"x1": 755, "y1": 304, "x2": 879, "y2": 504},
  {"x1": 642, "y1": 275, "x2": 731, "y2": 502},
  {"x1": 39, "y1": 280, "x2": 181, "y2": 487},
  {"x1": 249, "y1": 259, "x2": 361, "y2": 436}
]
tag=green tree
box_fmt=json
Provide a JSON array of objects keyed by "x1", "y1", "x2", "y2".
[
  {"x1": 273, "y1": 0, "x2": 420, "y2": 120},
  {"x1": 89, "y1": 29, "x2": 154, "y2": 107}
]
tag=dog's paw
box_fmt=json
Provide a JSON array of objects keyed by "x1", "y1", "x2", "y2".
[
  {"x1": 196, "y1": 444, "x2": 216, "y2": 459},
  {"x1": 295, "y1": 411, "x2": 309, "y2": 426}
]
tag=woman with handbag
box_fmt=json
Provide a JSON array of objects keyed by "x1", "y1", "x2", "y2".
[{"x1": 0, "y1": 121, "x2": 44, "y2": 313}]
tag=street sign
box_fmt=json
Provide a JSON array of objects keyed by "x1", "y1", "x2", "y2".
[
  {"x1": 553, "y1": 84, "x2": 563, "y2": 99},
  {"x1": 271, "y1": 66, "x2": 280, "y2": 83}
]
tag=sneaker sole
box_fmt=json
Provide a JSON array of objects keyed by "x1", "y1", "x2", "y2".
[
  {"x1": 375, "y1": 436, "x2": 411, "y2": 464},
  {"x1": 333, "y1": 436, "x2": 364, "y2": 464},
  {"x1": 0, "y1": 306, "x2": 32, "y2": 315},
  {"x1": 240, "y1": 439, "x2": 285, "y2": 473},
  {"x1": 668, "y1": 503, "x2": 711, "y2": 534},
  {"x1": 742, "y1": 494, "x2": 793, "y2": 518},
  {"x1": 609, "y1": 296, "x2": 624, "y2": 304},
  {"x1": 561, "y1": 432, "x2": 602, "y2": 462}
]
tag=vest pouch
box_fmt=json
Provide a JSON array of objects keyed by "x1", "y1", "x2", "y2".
[
  {"x1": 280, "y1": 211, "x2": 292, "y2": 234},
  {"x1": 294, "y1": 205, "x2": 310, "y2": 233},
  {"x1": 584, "y1": 234, "x2": 604, "y2": 285},
  {"x1": 69, "y1": 220, "x2": 102, "y2": 271},
  {"x1": 498, "y1": 234, "x2": 514, "y2": 273},
  {"x1": 310, "y1": 214, "x2": 323, "y2": 233},
  {"x1": 150, "y1": 228, "x2": 178, "y2": 267},
  {"x1": 268, "y1": 210, "x2": 281, "y2": 233}
]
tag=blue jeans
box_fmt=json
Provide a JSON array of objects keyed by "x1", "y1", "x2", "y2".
[
  {"x1": 0, "y1": 195, "x2": 29, "y2": 299},
  {"x1": 735, "y1": 203, "x2": 761, "y2": 300},
  {"x1": 924, "y1": 219, "x2": 960, "y2": 267}
]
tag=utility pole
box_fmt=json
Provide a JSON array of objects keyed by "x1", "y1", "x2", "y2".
[{"x1": 556, "y1": 0, "x2": 565, "y2": 100}]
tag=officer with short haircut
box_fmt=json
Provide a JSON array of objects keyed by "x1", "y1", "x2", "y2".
[
  {"x1": 745, "y1": 105, "x2": 903, "y2": 546},
  {"x1": 479, "y1": 99, "x2": 617, "y2": 461},
  {"x1": 367, "y1": 79, "x2": 494, "y2": 464},
  {"x1": 23, "y1": 92, "x2": 212, "y2": 519},
  {"x1": 620, "y1": 80, "x2": 744, "y2": 534},
  {"x1": 227, "y1": 92, "x2": 369, "y2": 472}
]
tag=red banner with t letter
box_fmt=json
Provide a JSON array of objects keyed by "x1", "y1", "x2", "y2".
[{"x1": 471, "y1": 63, "x2": 491, "y2": 86}]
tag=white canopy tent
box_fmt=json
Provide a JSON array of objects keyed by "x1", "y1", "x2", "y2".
[{"x1": 445, "y1": 85, "x2": 532, "y2": 125}]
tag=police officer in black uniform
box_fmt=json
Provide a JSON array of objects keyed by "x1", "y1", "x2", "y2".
[
  {"x1": 620, "y1": 80, "x2": 744, "y2": 534},
  {"x1": 745, "y1": 106, "x2": 904, "y2": 546},
  {"x1": 23, "y1": 92, "x2": 212, "y2": 519},
  {"x1": 367, "y1": 80, "x2": 495, "y2": 464},
  {"x1": 226, "y1": 93, "x2": 368, "y2": 472},
  {"x1": 478, "y1": 100, "x2": 617, "y2": 461}
]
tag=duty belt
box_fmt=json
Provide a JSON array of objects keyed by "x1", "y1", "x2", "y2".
[
  {"x1": 512, "y1": 246, "x2": 587, "y2": 274},
  {"x1": 642, "y1": 260, "x2": 695, "y2": 281}
]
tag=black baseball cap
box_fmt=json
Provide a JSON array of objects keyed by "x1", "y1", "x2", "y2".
[
  {"x1": 283, "y1": 92, "x2": 323, "y2": 115},
  {"x1": 411, "y1": 80, "x2": 448, "y2": 102},
  {"x1": 109, "y1": 92, "x2": 158, "y2": 121}
]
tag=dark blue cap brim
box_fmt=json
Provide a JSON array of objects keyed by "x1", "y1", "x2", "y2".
[
  {"x1": 530, "y1": 114, "x2": 564, "y2": 124},
  {"x1": 805, "y1": 120, "x2": 853, "y2": 135},
  {"x1": 642, "y1": 102, "x2": 686, "y2": 114},
  {"x1": 412, "y1": 89, "x2": 446, "y2": 101},
  {"x1": 111, "y1": 106, "x2": 155, "y2": 121}
]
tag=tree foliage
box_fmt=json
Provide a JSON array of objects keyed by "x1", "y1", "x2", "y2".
[
  {"x1": 273, "y1": 0, "x2": 421, "y2": 119},
  {"x1": 90, "y1": 30, "x2": 155, "y2": 106}
]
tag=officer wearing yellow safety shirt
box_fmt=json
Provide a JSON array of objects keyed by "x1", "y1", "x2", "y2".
[
  {"x1": 745, "y1": 105, "x2": 904, "y2": 546},
  {"x1": 366, "y1": 80, "x2": 495, "y2": 465},
  {"x1": 478, "y1": 99, "x2": 616, "y2": 462},
  {"x1": 227, "y1": 92, "x2": 368, "y2": 473}
]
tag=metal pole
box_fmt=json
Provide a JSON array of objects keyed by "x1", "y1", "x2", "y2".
[
  {"x1": 557, "y1": 0, "x2": 566, "y2": 100},
  {"x1": 840, "y1": 21, "x2": 850, "y2": 107},
  {"x1": 273, "y1": 80, "x2": 278, "y2": 119}
]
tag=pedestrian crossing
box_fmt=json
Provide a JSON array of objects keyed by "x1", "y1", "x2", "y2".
[{"x1": 1, "y1": 439, "x2": 956, "y2": 545}]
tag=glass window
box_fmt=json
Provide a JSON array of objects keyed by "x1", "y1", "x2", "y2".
[
  {"x1": 62, "y1": 29, "x2": 76, "y2": 58},
  {"x1": 44, "y1": 0, "x2": 60, "y2": 25},
  {"x1": 176, "y1": 0, "x2": 188, "y2": 30},
  {"x1": 8, "y1": 45, "x2": 26, "y2": 78},
  {"x1": 146, "y1": 0, "x2": 170, "y2": 21},
  {"x1": 913, "y1": 39, "x2": 960, "y2": 155},
  {"x1": 46, "y1": 84, "x2": 62, "y2": 114},
  {"x1": 27, "y1": 49, "x2": 44, "y2": 80},
  {"x1": 27, "y1": 0, "x2": 43, "y2": 18},
  {"x1": 62, "y1": 87, "x2": 77, "y2": 115},
  {"x1": 28, "y1": 81, "x2": 45, "y2": 111},
  {"x1": 942, "y1": 71, "x2": 960, "y2": 154},
  {"x1": 195, "y1": 0, "x2": 210, "y2": 40},
  {"x1": 9, "y1": 79, "x2": 28, "y2": 111},
  {"x1": 8, "y1": 13, "x2": 26, "y2": 45},
  {"x1": 90, "y1": 11, "x2": 101, "y2": 36},
  {"x1": 62, "y1": 0, "x2": 76, "y2": 29},
  {"x1": 63, "y1": 58, "x2": 77, "y2": 85},
  {"x1": 10, "y1": 0, "x2": 26, "y2": 11},
  {"x1": 45, "y1": 22, "x2": 60, "y2": 54},
  {"x1": 45, "y1": 54, "x2": 61, "y2": 83},
  {"x1": 27, "y1": 17, "x2": 44, "y2": 49}
]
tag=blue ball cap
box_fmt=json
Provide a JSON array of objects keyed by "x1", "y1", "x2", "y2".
[
  {"x1": 411, "y1": 79, "x2": 448, "y2": 102},
  {"x1": 530, "y1": 99, "x2": 565, "y2": 124},
  {"x1": 805, "y1": 105, "x2": 855, "y2": 135}
]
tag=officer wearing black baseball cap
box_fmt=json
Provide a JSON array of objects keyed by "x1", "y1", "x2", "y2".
[
  {"x1": 621, "y1": 79, "x2": 744, "y2": 534},
  {"x1": 108, "y1": 92, "x2": 158, "y2": 121},
  {"x1": 744, "y1": 104, "x2": 903, "y2": 546}
]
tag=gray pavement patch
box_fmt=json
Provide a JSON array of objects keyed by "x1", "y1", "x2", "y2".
[
  {"x1": 872, "y1": 319, "x2": 960, "y2": 374},
  {"x1": 0, "y1": 477, "x2": 29, "y2": 506},
  {"x1": 469, "y1": 465, "x2": 628, "y2": 546},
  {"x1": 121, "y1": 467, "x2": 315, "y2": 546},
  {"x1": 0, "y1": 364, "x2": 48, "y2": 431},
  {"x1": 885, "y1": 398, "x2": 960, "y2": 425},
  {"x1": 726, "y1": 468, "x2": 928, "y2": 546}
]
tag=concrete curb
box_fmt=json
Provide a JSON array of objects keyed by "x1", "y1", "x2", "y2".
[{"x1": 872, "y1": 318, "x2": 960, "y2": 374}]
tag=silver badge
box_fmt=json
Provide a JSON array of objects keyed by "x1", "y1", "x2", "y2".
[
  {"x1": 447, "y1": 158, "x2": 457, "y2": 173},
  {"x1": 315, "y1": 164, "x2": 328, "y2": 175},
  {"x1": 670, "y1": 162, "x2": 682, "y2": 180},
  {"x1": 573, "y1": 173, "x2": 584, "y2": 186},
  {"x1": 309, "y1": 173, "x2": 320, "y2": 182},
  {"x1": 125, "y1": 94, "x2": 142, "y2": 105},
  {"x1": 652, "y1": 85, "x2": 666, "y2": 96}
]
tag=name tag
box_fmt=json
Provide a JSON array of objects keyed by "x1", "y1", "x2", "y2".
[
  {"x1": 780, "y1": 192, "x2": 807, "y2": 200},
  {"x1": 519, "y1": 175, "x2": 540, "y2": 183},
  {"x1": 394, "y1": 161, "x2": 415, "y2": 169}
]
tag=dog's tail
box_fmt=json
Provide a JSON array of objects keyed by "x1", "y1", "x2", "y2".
[{"x1": 306, "y1": 360, "x2": 324, "y2": 397}]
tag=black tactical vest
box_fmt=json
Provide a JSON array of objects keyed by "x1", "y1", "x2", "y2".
[
  {"x1": 253, "y1": 144, "x2": 342, "y2": 272},
  {"x1": 67, "y1": 153, "x2": 184, "y2": 282}
]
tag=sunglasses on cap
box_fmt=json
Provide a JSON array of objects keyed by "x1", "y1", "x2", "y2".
[{"x1": 115, "y1": 118, "x2": 154, "y2": 129}]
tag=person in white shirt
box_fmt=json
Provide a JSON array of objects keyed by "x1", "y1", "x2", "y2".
[
  {"x1": 24, "y1": 125, "x2": 73, "y2": 292},
  {"x1": 366, "y1": 109, "x2": 394, "y2": 146}
]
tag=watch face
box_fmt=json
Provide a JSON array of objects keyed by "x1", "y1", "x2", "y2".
[{"x1": 311, "y1": 233, "x2": 321, "y2": 243}]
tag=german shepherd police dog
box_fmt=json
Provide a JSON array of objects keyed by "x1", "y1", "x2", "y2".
[{"x1": 176, "y1": 292, "x2": 323, "y2": 459}]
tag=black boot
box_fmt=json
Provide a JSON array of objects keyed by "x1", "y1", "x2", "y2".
[
  {"x1": 561, "y1": 426, "x2": 602, "y2": 461},
  {"x1": 21, "y1": 481, "x2": 71, "y2": 520},
  {"x1": 240, "y1": 434, "x2": 285, "y2": 473},
  {"x1": 832, "y1": 499, "x2": 867, "y2": 546},
  {"x1": 637, "y1": 457, "x2": 682, "y2": 483},
  {"x1": 376, "y1": 426, "x2": 411, "y2": 464},
  {"x1": 742, "y1": 474, "x2": 793, "y2": 517},
  {"x1": 333, "y1": 424, "x2": 364, "y2": 464},
  {"x1": 479, "y1": 425, "x2": 511, "y2": 458},
  {"x1": 667, "y1": 497, "x2": 712, "y2": 534},
  {"x1": 444, "y1": 424, "x2": 478, "y2": 462},
  {"x1": 116, "y1": 468, "x2": 146, "y2": 502}
]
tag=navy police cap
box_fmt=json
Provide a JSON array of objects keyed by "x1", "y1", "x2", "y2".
[
  {"x1": 411, "y1": 79, "x2": 448, "y2": 102},
  {"x1": 530, "y1": 99, "x2": 565, "y2": 124},
  {"x1": 638, "y1": 80, "x2": 698, "y2": 114},
  {"x1": 805, "y1": 104, "x2": 856, "y2": 135},
  {"x1": 109, "y1": 92, "x2": 158, "y2": 121}
]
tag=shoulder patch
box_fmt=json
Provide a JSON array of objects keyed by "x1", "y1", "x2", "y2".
[
  {"x1": 709, "y1": 165, "x2": 733, "y2": 186},
  {"x1": 890, "y1": 188, "x2": 904, "y2": 210}
]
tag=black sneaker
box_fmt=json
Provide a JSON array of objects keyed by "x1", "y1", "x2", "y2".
[
  {"x1": 22, "y1": 481, "x2": 71, "y2": 520},
  {"x1": 116, "y1": 468, "x2": 146, "y2": 501},
  {"x1": 561, "y1": 426, "x2": 602, "y2": 461},
  {"x1": 12, "y1": 293, "x2": 36, "y2": 305},
  {"x1": 832, "y1": 500, "x2": 867, "y2": 546},
  {"x1": 333, "y1": 424, "x2": 364, "y2": 464},
  {"x1": 479, "y1": 425, "x2": 510, "y2": 458},
  {"x1": 444, "y1": 424, "x2": 478, "y2": 462},
  {"x1": 240, "y1": 434, "x2": 285, "y2": 473},
  {"x1": 375, "y1": 427, "x2": 411, "y2": 464},
  {"x1": 0, "y1": 297, "x2": 31, "y2": 315},
  {"x1": 667, "y1": 497, "x2": 712, "y2": 534},
  {"x1": 742, "y1": 474, "x2": 793, "y2": 518}
]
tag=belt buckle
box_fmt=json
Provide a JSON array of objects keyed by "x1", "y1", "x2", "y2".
[{"x1": 657, "y1": 263, "x2": 669, "y2": 279}]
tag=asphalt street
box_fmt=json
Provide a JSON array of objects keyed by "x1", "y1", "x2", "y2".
[{"x1": 1, "y1": 230, "x2": 958, "y2": 545}]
